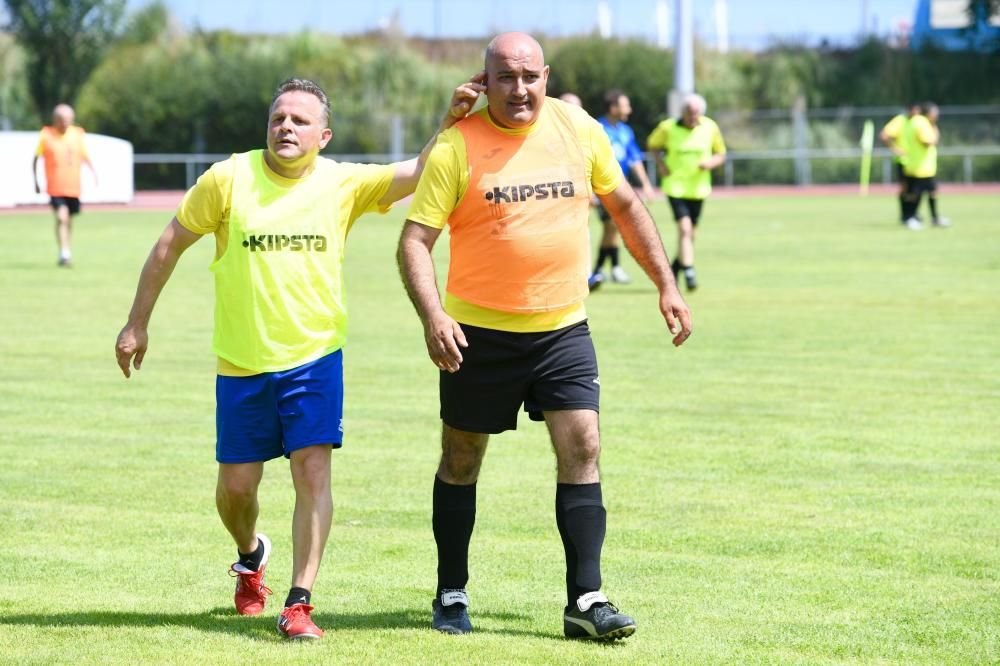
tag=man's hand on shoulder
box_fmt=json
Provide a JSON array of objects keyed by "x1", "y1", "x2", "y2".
[{"x1": 443, "y1": 71, "x2": 487, "y2": 130}]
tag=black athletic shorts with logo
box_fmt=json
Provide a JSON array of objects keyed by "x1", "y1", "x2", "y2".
[
  {"x1": 668, "y1": 196, "x2": 704, "y2": 224},
  {"x1": 50, "y1": 196, "x2": 81, "y2": 215},
  {"x1": 439, "y1": 320, "x2": 600, "y2": 434}
]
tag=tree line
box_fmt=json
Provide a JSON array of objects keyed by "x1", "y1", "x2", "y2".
[{"x1": 3, "y1": 0, "x2": 999, "y2": 158}]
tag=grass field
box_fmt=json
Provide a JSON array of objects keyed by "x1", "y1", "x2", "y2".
[{"x1": 1, "y1": 193, "x2": 998, "y2": 665}]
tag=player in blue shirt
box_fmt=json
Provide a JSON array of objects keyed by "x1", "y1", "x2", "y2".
[{"x1": 589, "y1": 89, "x2": 657, "y2": 290}]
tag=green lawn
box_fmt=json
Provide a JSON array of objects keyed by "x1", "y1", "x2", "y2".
[{"x1": 1, "y1": 193, "x2": 997, "y2": 664}]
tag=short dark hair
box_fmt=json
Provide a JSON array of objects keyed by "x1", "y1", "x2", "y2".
[
  {"x1": 271, "y1": 78, "x2": 331, "y2": 127},
  {"x1": 921, "y1": 101, "x2": 938, "y2": 115},
  {"x1": 604, "y1": 88, "x2": 626, "y2": 111}
]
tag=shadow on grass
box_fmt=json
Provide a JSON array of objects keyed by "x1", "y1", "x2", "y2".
[{"x1": 1, "y1": 605, "x2": 593, "y2": 642}]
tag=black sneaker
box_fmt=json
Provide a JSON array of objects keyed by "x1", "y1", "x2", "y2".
[
  {"x1": 683, "y1": 267, "x2": 698, "y2": 291},
  {"x1": 431, "y1": 589, "x2": 472, "y2": 634},
  {"x1": 563, "y1": 591, "x2": 636, "y2": 641}
]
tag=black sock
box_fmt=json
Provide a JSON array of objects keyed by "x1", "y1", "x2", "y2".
[
  {"x1": 898, "y1": 194, "x2": 907, "y2": 222},
  {"x1": 285, "y1": 586, "x2": 311, "y2": 607},
  {"x1": 237, "y1": 538, "x2": 265, "y2": 572},
  {"x1": 433, "y1": 475, "x2": 477, "y2": 596},
  {"x1": 608, "y1": 247, "x2": 620, "y2": 267},
  {"x1": 906, "y1": 192, "x2": 922, "y2": 219},
  {"x1": 671, "y1": 258, "x2": 681, "y2": 278},
  {"x1": 594, "y1": 248, "x2": 611, "y2": 273},
  {"x1": 929, "y1": 196, "x2": 939, "y2": 219},
  {"x1": 555, "y1": 483, "x2": 606, "y2": 608}
]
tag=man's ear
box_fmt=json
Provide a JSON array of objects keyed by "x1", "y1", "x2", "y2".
[{"x1": 319, "y1": 127, "x2": 333, "y2": 149}]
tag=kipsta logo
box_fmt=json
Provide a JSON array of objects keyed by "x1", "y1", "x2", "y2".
[
  {"x1": 241, "y1": 234, "x2": 328, "y2": 252},
  {"x1": 484, "y1": 181, "x2": 576, "y2": 203}
]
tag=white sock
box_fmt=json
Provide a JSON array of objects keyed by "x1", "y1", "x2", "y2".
[{"x1": 59, "y1": 249, "x2": 71, "y2": 260}]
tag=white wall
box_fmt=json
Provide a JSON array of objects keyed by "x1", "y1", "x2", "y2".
[{"x1": 0, "y1": 131, "x2": 134, "y2": 208}]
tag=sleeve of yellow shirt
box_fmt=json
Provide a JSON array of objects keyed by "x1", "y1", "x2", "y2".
[
  {"x1": 406, "y1": 129, "x2": 467, "y2": 230},
  {"x1": 646, "y1": 120, "x2": 669, "y2": 151},
  {"x1": 344, "y1": 162, "x2": 396, "y2": 223},
  {"x1": 176, "y1": 159, "x2": 233, "y2": 235},
  {"x1": 915, "y1": 117, "x2": 936, "y2": 145},
  {"x1": 881, "y1": 115, "x2": 904, "y2": 139},
  {"x1": 35, "y1": 131, "x2": 45, "y2": 157},
  {"x1": 711, "y1": 121, "x2": 727, "y2": 154},
  {"x1": 588, "y1": 119, "x2": 622, "y2": 196}
]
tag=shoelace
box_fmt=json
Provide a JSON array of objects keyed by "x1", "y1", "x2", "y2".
[
  {"x1": 282, "y1": 604, "x2": 315, "y2": 626},
  {"x1": 229, "y1": 565, "x2": 273, "y2": 598},
  {"x1": 441, "y1": 603, "x2": 467, "y2": 619}
]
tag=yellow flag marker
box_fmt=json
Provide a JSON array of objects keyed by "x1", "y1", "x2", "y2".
[{"x1": 859, "y1": 119, "x2": 874, "y2": 196}]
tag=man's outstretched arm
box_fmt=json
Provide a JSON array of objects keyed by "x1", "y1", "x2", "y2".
[{"x1": 115, "y1": 218, "x2": 202, "y2": 378}]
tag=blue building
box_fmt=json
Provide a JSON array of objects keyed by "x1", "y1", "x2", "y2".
[{"x1": 911, "y1": 0, "x2": 1000, "y2": 51}]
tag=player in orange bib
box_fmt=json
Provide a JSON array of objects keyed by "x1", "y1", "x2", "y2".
[
  {"x1": 398, "y1": 32, "x2": 692, "y2": 641},
  {"x1": 32, "y1": 104, "x2": 96, "y2": 267}
]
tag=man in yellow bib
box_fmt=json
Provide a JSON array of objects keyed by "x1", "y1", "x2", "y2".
[
  {"x1": 398, "y1": 33, "x2": 692, "y2": 641},
  {"x1": 32, "y1": 103, "x2": 97, "y2": 267},
  {"x1": 115, "y1": 77, "x2": 477, "y2": 640},
  {"x1": 900, "y1": 102, "x2": 950, "y2": 230},
  {"x1": 879, "y1": 102, "x2": 922, "y2": 227},
  {"x1": 647, "y1": 93, "x2": 726, "y2": 291}
]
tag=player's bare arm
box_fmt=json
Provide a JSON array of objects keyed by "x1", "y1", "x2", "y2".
[
  {"x1": 397, "y1": 220, "x2": 468, "y2": 372},
  {"x1": 115, "y1": 218, "x2": 202, "y2": 378},
  {"x1": 379, "y1": 73, "x2": 487, "y2": 206},
  {"x1": 699, "y1": 153, "x2": 726, "y2": 170},
  {"x1": 598, "y1": 183, "x2": 692, "y2": 347}
]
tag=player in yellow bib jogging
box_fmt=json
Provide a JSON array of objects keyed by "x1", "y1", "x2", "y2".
[
  {"x1": 398, "y1": 32, "x2": 692, "y2": 641},
  {"x1": 879, "y1": 102, "x2": 921, "y2": 227},
  {"x1": 647, "y1": 93, "x2": 726, "y2": 291},
  {"x1": 115, "y1": 77, "x2": 479, "y2": 640},
  {"x1": 900, "y1": 102, "x2": 950, "y2": 230}
]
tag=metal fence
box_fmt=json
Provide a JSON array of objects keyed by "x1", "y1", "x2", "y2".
[{"x1": 137, "y1": 145, "x2": 1000, "y2": 191}]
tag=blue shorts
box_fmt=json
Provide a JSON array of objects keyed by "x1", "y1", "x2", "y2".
[{"x1": 216, "y1": 351, "x2": 344, "y2": 464}]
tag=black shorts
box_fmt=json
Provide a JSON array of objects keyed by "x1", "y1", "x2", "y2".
[
  {"x1": 50, "y1": 197, "x2": 81, "y2": 215},
  {"x1": 908, "y1": 176, "x2": 937, "y2": 193},
  {"x1": 668, "y1": 197, "x2": 704, "y2": 224},
  {"x1": 596, "y1": 171, "x2": 641, "y2": 223},
  {"x1": 439, "y1": 321, "x2": 600, "y2": 434}
]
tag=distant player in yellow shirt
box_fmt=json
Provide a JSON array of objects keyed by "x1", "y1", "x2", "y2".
[
  {"x1": 398, "y1": 32, "x2": 691, "y2": 641},
  {"x1": 879, "y1": 102, "x2": 921, "y2": 226},
  {"x1": 114, "y1": 77, "x2": 478, "y2": 640},
  {"x1": 647, "y1": 94, "x2": 726, "y2": 291},
  {"x1": 32, "y1": 103, "x2": 97, "y2": 267},
  {"x1": 901, "y1": 102, "x2": 950, "y2": 230}
]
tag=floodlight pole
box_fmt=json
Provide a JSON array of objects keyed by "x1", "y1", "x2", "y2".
[{"x1": 669, "y1": 0, "x2": 694, "y2": 118}]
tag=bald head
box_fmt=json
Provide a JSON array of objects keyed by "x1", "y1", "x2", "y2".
[
  {"x1": 559, "y1": 92, "x2": 582, "y2": 107},
  {"x1": 484, "y1": 32, "x2": 545, "y2": 67},
  {"x1": 52, "y1": 104, "x2": 75, "y2": 132},
  {"x1": 482, "y1": 32, "x2": 549, "y2": 129}
]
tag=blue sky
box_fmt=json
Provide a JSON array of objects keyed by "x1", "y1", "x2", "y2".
[{"x1": 129, "y1": 0, "x2": 920, "y2": 49}]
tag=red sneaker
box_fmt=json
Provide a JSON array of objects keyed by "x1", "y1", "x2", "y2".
[
  {"x1": 229, "y1": 533, "x2": 272, "y2": 616},
  {"x1": 277, "y1": 603, "x2": 324, "y2": 640}
]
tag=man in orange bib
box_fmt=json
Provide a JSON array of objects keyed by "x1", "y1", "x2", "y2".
[
  {"x1": 32, "y1": 103, "x2": 96, "y2": 267},
  {"x1": 398, "y1": 32, "x2": 692, "y2": 641}
]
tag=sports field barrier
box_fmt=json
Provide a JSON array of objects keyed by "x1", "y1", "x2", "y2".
[{"x1": 133, "y1": 145, "x2": 1000, "y2": 192}]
